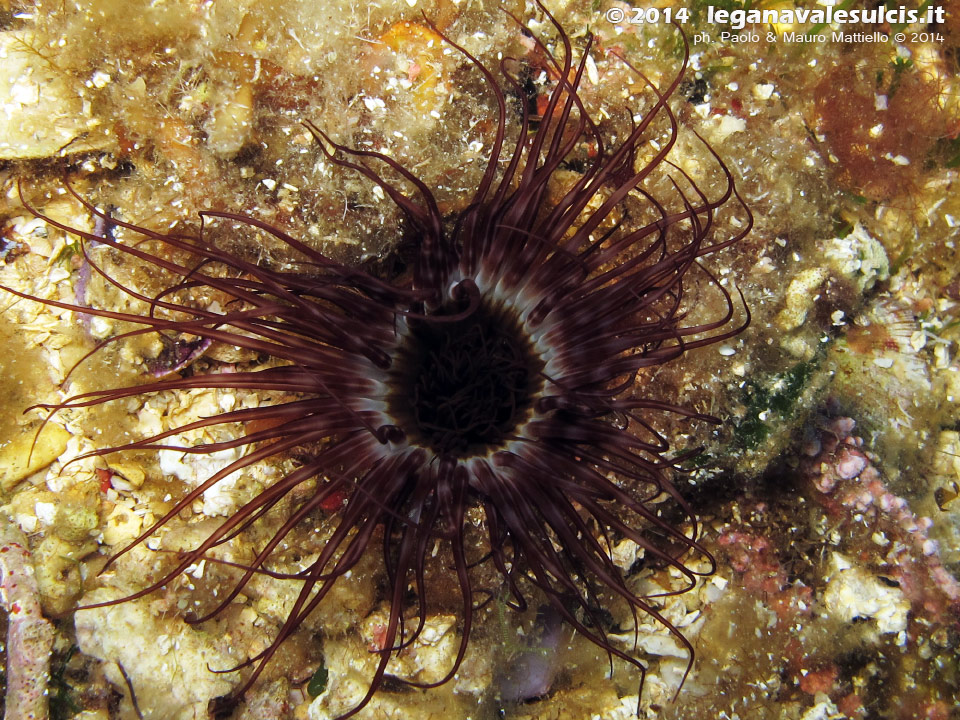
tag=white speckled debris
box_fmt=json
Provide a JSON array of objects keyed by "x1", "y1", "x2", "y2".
[
  {"x1": 800, "y1": 696, "x2": 844, "y2": 720},
  {"x1": 0, "y1": 31, "x2": 107, "y2": 159},
  {"x1": 776, "y1": 267, "x2": 829, "y2": 332},
  {"x1": 822, "y1": 553, "x2": 909, "y2": 636},
  {"x1": 75, "y1": 590, "x2": 240, "y2": 719},
  {"x1": 824, "y1": 222, "x2": 890, "y2": 292},
  {"x1": 0, "y1": 421, "x2": 71, "y2": 491}
]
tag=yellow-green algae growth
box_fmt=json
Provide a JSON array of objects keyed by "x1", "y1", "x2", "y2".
[{"x1": 0, "y1": 0, "x2": 958, "y2": 718}]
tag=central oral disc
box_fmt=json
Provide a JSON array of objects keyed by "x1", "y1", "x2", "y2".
[{"x1": 387, "y1": 292, "x2": 544, "y2": 458}]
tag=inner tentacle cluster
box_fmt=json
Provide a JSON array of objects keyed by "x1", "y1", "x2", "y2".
[
  {"x1": 388, "y1": 296, "x2": 542, "y2": 456},
  {"x1": 5, "y1": 3, "x2": 752, "y2": 718}
]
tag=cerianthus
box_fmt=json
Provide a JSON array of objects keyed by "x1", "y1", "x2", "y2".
[{"x1": 7, "y1": 4, "x2": 751, "y2": 717}]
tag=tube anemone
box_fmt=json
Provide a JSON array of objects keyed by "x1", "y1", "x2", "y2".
[{"x1": 7, "y1": 6, "x2": 750, "y2": 718}]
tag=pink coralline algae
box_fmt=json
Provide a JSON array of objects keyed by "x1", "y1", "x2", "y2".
[
  {"x1": 801, "y1": 416, "x2": 960, "y2": 620},
  {"x1": 0, "y1": 514, "x2": 55, "y2": 720},
  {"x1": 700, "y1": 415, "x2": 958, "y2": 720},
  {"x1": 717, "y1": 525, "x2": 794, "y2": 597}
]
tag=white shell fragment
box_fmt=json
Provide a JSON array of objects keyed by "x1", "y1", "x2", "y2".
[{"x1": 822, "y1": 553, "x2": 909, "y2": 635}]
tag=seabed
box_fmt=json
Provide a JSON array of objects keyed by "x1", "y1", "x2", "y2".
[{"x1": 0, "y1": 1, "x2": 958, "y2": 718}]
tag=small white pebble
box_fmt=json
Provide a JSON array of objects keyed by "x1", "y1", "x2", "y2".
[
  {"x1": 91, "y1": 70, "x2": 112, "y2": 88},
  {"x1": 754, "y1": 83, "x2": 774, "y2": 100},
  {"x1": 89, "y1": 315, "x2": 114, "y2": 339},
  {"x1": 585, "y1": 53, "x2": 599, "y2": 86},
  {"x1": 910, "y1": 330, "x2": 926, "y2": 352},
  {"x1": 715, "y1": 115, "x2": 746, "y2": 139},
  {"x1": 34, "y1": 501, "x2": 57, "y2": 525}
]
